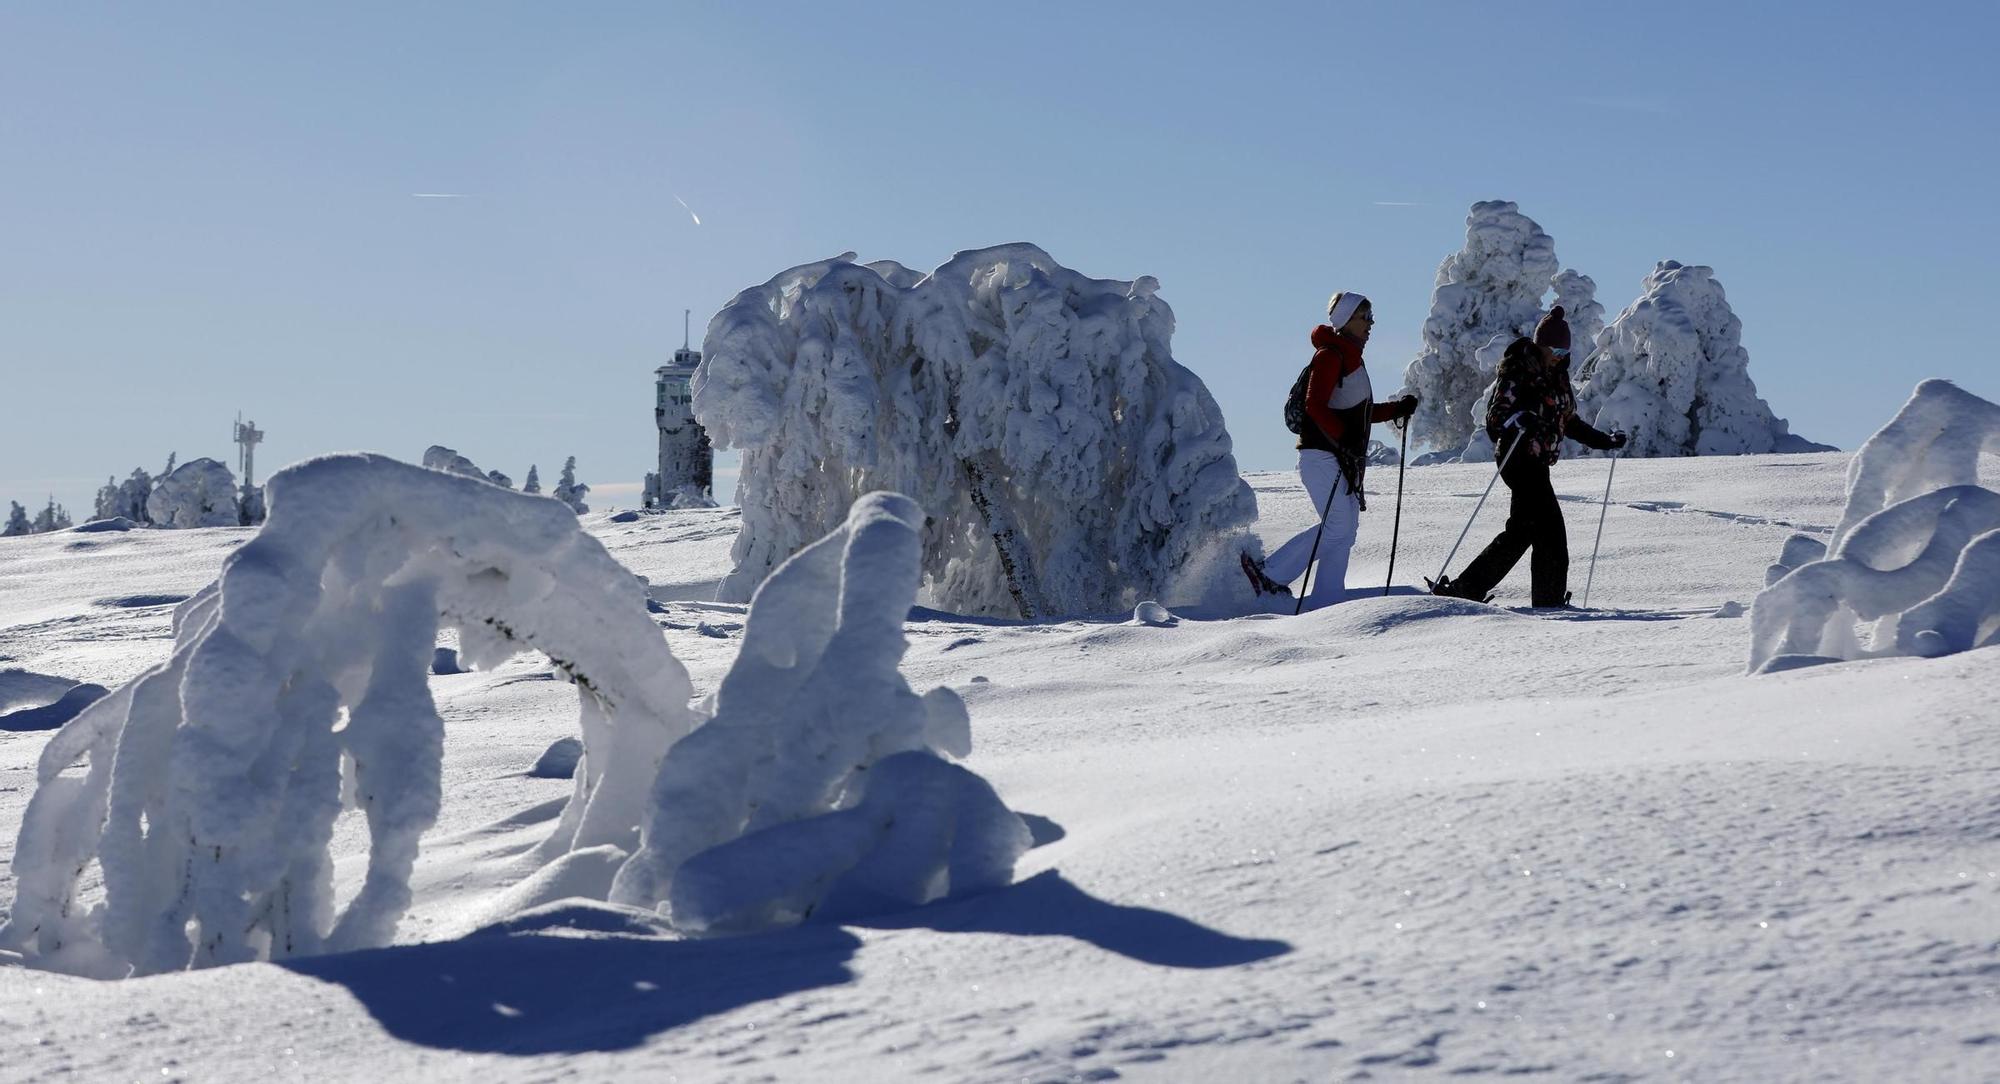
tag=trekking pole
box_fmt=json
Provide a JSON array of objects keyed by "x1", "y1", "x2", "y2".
[
  {"x1": 1581, "y1": 447, "x2": 1620, "y2": 608},
  {"x1": 1293, "y1": 473, "x2": 1341, "y2": 616},
  {"x1": 1382, "y1": 416, "x2": 1410, "y2": 596},
  {"x1": 1434, "y1": 425, "x2": 1524, "y2": 587}
]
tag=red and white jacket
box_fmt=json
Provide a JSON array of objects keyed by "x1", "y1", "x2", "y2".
[{"x1": 1296, "y1": 324, "x2": 1405, "y2": 505}]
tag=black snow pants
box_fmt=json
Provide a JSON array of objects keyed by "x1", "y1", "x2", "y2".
[{"x1": 1455, "y1": 456, "x2": 1569, "y2": 606}]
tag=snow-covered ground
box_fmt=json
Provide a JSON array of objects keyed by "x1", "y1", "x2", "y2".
[{"x1": 2, "y1": 451, "x2": 1996, "y2": 1082}]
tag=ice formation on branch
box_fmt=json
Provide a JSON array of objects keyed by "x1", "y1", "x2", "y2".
[
  {"x1": 1576, "y1": 261, "x2": 1823, "y2": 457},
  {"x1": 1748, "y1": 381, "x2": 2000, "y2": 671},
  {"x1": 1402, "y1": 201, "x2": 1560, "y2": 453},
  {"x1": 609, "y1": 492, "x2": 1027, "y2": 934},
  {"x1": 145, "y1": 457, "x2": 241, "y2": 528},
  {"x1": 694, "y1": 243, "x2": 1258, "y2": 618},
  {"x1": 0, "y1": 454, "x2": 696, "y2": 975}
]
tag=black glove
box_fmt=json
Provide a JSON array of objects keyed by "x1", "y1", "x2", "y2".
[
  {"x1": 1609, "y1": 431, "x2": 1628, "y2": 450},
  {"x1": 1397, "y1": 394, "x2": 1419, "y2": 419}
]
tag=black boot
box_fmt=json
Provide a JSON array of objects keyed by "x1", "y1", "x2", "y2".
[
  {"x1": 1427, "y1": 575, "x2": 1493, "y2": 604},
  {"x1": 1241, "y1": 551, "x2": 1293, "y2": 599}
]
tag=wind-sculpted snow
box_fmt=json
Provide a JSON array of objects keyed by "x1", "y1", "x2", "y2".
[
  {"x1": 1749, "y1": 382, "x2": 2000, "y2": 671},
  {"x1": 611, "y1": 492, "x2": 1028, "y2": 934},
  {"x1": 1401, "y1": 201, "x2": 1559, "y2": 453},
  {"x1": 1577, "y1": 261, "x2": 1821, "y2": 458},
  {"x1": 692, "y1": 244, "x2": 1258, "y2": 618},
  {"x1": 0, "y1": 454, "x2": 696, "y2": 976}
]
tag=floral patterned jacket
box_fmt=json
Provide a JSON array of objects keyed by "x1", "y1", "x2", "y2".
[{"x1": 1484, "y1": 339, "x2": 1615, "y2": 465}]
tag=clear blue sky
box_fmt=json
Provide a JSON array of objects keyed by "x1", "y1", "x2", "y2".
[{"x1": 3, "y1": 2, "x2": 1995, "y2": 517}]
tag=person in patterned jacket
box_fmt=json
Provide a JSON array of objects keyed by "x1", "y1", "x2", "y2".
[{"x1": 1432, "y1": 306, "x2": 1626, "y2": 607}]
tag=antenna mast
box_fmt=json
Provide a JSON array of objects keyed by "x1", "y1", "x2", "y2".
[{"x1": 683, "y1": 308, "x2": 691, "y2": 351}]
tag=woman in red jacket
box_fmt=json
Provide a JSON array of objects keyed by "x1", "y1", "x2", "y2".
[{"x1": 1246, "y1": 291, "x2": 1416, "y2": 610}]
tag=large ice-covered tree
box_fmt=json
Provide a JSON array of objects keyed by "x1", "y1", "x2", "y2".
[
  {"x1": 2, "y1": 501, "x2": 29, "y2": 537},
  {"x1": 1402, "y1": 201, "x2": 1562, "y2": 452},
  {"x1": 1576, "y1": 261, "x2": 1825, "y2": 457},
  {"x1": 693, "y1": 243, "x2": 1259, "y2": 618},
  {"x1": 146, "y1": 457, "x2": 241, "y2": 528},
  {"x1": 30, "y1": 498, "x2": 72, "y2": 534}
]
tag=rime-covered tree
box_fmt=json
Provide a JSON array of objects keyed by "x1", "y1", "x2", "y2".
[
  {"x1": 421, "y1": 445, "x2": 487, "y2": 480},
  {"x1": 552, "y1": 457, "x2": 589, "y2": 514},
  {"x1": 93, "y1": 477, "x2": 121, "y2": 521},
  {"x1": 2, "y1": 502, "x2": 30, "y2": 537},
  {"x1": 115, "y1": 468, "x2": 154, "y2": 524},
  {"x1": 1401, "y1": 201, "x2": 1562, "y2": 453},
  {"x1": 694, "y1": 243, "x2": 1259, "y2": 618},
  {"x1": 30, "y1": 498, "x2": 72, "y2": 534},
  {"x1": 1577, "y1": 261, "x2": 1824, "y2": 456},
  {"x1": 485, "y1": 469, "x2": 513, "y2": 490},
  {"x1": 1459, "y1": 269, "x2": 1607, "y2": 461},
  {"x1": 146, "y1": 458, "x2": 241, "y2": 528},
  {"x1": 523, "y1": 464, "x2": 542, "y2": 494},
  {"x1": 238, "y1": 483, "x2": 266, "y2": 526}
]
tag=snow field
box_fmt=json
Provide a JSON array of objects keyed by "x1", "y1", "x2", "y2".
[{"x1": 0, "y1": 450, "x2": 1995, "y2": 1080}]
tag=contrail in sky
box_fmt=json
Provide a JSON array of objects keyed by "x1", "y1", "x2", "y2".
[
  {"x1": 412, "y1": 193, "x2": 469, "y2": 199},
  {"x1": 673, "y1": 193, "x2": 702, "y2": 226},
  {"x1": 1373, "y1": 201, "x2": 1424, "y2": 207}
]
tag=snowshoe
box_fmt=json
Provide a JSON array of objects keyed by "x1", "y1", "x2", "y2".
[
  {"x1": 1425, "y1": 575, "x2": 1493, "y2": 604},
  {"x1": 1240, "y1": 552, "x2": 1293, "y2": 598}
]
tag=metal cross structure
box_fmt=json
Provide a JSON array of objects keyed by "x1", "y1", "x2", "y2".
[{"x1": 233, "y1": 414, "x2": 265, "y2": 487}]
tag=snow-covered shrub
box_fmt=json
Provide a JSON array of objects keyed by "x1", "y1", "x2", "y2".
[
  {"x1": 1748, "y1": 381, "x2": 2000, "y2": 671},
  {"x1": 1577, "y1": 262, "x2": 1822, "y2": 457},
  {"x1": 3, "y1": 501, "x2": 31, "y2": 536},
  {"x1": 609, "y1": 491, "x2": 1025, "y2": 933},
  {"x1": 553, "y1": 456, "x2": 589, "y2": 514},
  {"x1": 421, "y1": 445, "x2": 488, "y2": 481},
  {"x1": 0, "y1": 454, "x2": 696, "y2": 975},
  {"x1": 486, "y1": 470, "x2": 514, "y2": 490},
  {"x1": 238, "y1": 483, "x2": 266, "y2": 527},
  {"x1": 1401, "y1": 201, "x2": 1560, "y2": 453},
  {"x1": 145, "y1": 457, "x2": 240, "y2": 529},
  {"x1": 694, "y1": 244, "x2": 1258, "y2": 618}
]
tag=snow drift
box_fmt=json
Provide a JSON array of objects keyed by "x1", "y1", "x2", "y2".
[
  {"x1": 692, "y1": 244, "x2": 1258, "y2": 619},
  {"x1": 0, "y1": 454, "x2": 697, "y2": 976},
  {"x1": 1748, "y1": 380, "x2": 2000, "y2": 671},
  {"x1": 610, "y1": 491, "x2": 1028, "y2": 934},
  {"x1": 1577, "y1": 261, "x2": 1825, "y2": 457}
]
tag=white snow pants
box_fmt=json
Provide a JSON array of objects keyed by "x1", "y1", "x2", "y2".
[{"x1": 1263, "y1": 450, "x2": 1360, "y2": 610}]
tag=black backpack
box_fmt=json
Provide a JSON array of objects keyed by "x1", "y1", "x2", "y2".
[{"x1": 1283, "y1": 361, "x2": 1314, "y2": 434}]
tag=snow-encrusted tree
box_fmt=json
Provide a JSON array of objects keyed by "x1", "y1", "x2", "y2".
[
  {"x1": 485, "y1": 469, "x2": 514, "y2": 490},
  {"x1": 30, "y1": 498, "x2": 72, "y2": 534},
  {"x1": 146, "y1": 458, "x2": 241, "y2": 529},
  {"x1": 114, "y1": 468, "x2": 154, "y2": 523},
  {"x1": 1457, "y1": 270, "x2": 1606, "y2": 461},
  {"x1": 610, "y1": 492, "x2": 1027, "y2": 933},
  {"x1": 0, "y1": 459, "x2": 1024, "y2": 973},
  {"x1": 0, "y1": 454, "x2": 697, "y2": 975},
  {"x1": 1402, "y1": 201, "x2": 1562, "y2": 453},
  {"x1": 523, "y1": 464, "x2": 542, "y2": 494},
  {"x1": 238, "y1": 482, "x2": 266, "y2": 526},
  {"x1": 92, "y1": 477, "x2": 120, "y2": 521},
  {"x1": 421, "y1": 445, "x2": 488, "y2": 481},
  {"x1": 2, "y1": 501, "x2": 30, "y2": 537},
  {"x1": 1576, "y1": 261, "x2": 1822, "y2": 457},
  {"x1": 694, "y1": 244, "x2": 1259, "y2": 618},
  {"x1": 552, "y1": 456, "x2": 589, "y2": 514}
]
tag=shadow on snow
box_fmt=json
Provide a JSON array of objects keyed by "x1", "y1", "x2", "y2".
[{"x1": 281, "y1": 870, "x2": 1286, "y2": 1056}]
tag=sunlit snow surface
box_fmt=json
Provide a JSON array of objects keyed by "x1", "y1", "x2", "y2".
[{"x1": 2, "y1": 451, "x2": 1997, "y2": 1081}]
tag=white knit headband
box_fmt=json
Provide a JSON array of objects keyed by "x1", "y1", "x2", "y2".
[{"x1": 1328, "y1": 292, "x2": 1370, "y2": 326}]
